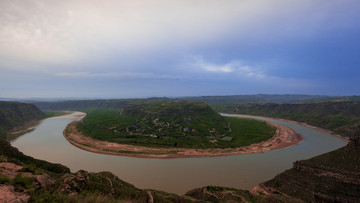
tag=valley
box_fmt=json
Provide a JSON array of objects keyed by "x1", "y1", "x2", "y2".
[{"x1": 0, "y1": 98, "x2": 356, "y2": 202}]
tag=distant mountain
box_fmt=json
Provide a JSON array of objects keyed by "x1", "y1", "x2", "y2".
[
  {"x1": 300, "y1": 95, "x2": 360, "y2": 103},
  {"x1": 31, "y1": 94, "x2": 328, "y2": 111},
  {"x1": 183, "y1": 94, "x2": 327, "y2": 104}
]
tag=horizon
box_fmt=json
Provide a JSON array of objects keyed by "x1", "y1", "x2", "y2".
[
  {"x1": 1, "y1": 93, "x2": 359, "y2": 102},
  {"x1": 1, "y1": 0, "x2": 360, "y2": 98}
]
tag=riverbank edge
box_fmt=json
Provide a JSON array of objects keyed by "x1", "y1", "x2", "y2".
[{"x1": 62, "y1": 115, "x2": 304, "y2": 159}]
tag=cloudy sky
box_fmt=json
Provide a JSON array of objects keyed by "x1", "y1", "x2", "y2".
[{"x1": 1, "y1": 0, "x2": 360, "y2": 98}]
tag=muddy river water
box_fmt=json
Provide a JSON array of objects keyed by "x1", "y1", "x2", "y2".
[{"x1": 11, "y1": 112, "x2": 347, "y2": 194}]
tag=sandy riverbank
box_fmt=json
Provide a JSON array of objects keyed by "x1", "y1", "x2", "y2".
[
  {"x1": 63, "y1": 117, "x2": 303, "y2": 159},
  {"x1": 48, "y1": 111, "x2": 86, "y2": 119}
]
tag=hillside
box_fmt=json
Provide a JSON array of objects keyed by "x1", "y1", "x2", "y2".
[
  {"x1": 0, "y1": 101, "x2": 45, "y2": 140},
  {"x1": 75, "y1": 102, "x2": 275, "y2": 149},
  {"x1": 258, "y1": 137, "x2": 360, "y2": 202},
  {"x1": 1, "y1": 99, "x2": 358, "y2": 202},
  {"x1": 214, "y1": 102, "x2": 360, "y2": 137}
]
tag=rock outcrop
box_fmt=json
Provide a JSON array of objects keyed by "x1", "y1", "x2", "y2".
[
  {"x1": 0, "y1": 162, "x2": 55, "y2": 203},
  {"x1": 0, "y1": 185, "x2": 30, "y2": 203}
]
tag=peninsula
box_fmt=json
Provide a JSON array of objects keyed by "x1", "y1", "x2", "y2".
[{"x1": 63, "y1": 102, "x2": 303, "y2": 158}]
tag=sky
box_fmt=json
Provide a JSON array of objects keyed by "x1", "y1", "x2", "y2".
[{"x1": 1, "y1": 0, "x2": 360, "y2": 99}]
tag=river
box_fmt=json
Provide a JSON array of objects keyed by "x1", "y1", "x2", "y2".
[{"x1": 11, "y1": 112, "x2": 347, "y2": 194}]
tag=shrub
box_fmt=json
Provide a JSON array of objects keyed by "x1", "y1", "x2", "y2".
[
  {"x1": 12, "y1": 174, "x2": 35, "y2": 189},
  {"x1": 0, "y1": 174, "x2": 11, "y2": 184}
]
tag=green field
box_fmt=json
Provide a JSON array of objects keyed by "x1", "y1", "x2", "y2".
[{"x1": 77, "y1": 102, "x2": 275, "y2": 149}]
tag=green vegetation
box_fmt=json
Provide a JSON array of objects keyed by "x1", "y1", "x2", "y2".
[
  {"x1": 18, "y1": 164, "x2": 43, "y2": 175},
  {"x1": 12, "y1": 173, "x2": 36, "y2": 190},
  {"x1": 0, "y1": 173, "x2": 35, "y2": 190},
  {"x1": 225, "y1": 117, "x2": 275, "y2": 147},
  {"x1": 1, "y1": 97, "x2": 358, "y2": 202},
  {"x1": 0, "y1": 173, "x2": 11, "y2": 184},
  {"x1": 0, "y1": 101, "x2": 44, "y2": 140},
  {"x1": 76, "y1": 102, "x2": 275, "y2": 148},
  {"x1": 215, "y1": 102, "x2": 360, "y2": 137}
]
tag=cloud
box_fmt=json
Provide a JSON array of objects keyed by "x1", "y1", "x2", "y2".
[
  {"x1": 55, "y1": 71, "x2": 183, "y2": 80},
  {"x1": 1, "y1": 0, "x2": 360, "y2": 98},
  {"x1": 2, "y1": 0, "x2": 359, "y2": 71},
  {"x1": 190, "y1": 57, "x2": 266, "y2": 78}
]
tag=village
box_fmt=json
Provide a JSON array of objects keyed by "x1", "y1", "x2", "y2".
[{"x1": 117, "y1": 116, "x2": 199, "y2": 138}]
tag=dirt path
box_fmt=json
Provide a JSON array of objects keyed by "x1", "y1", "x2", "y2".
[
  {"x1": 146, "y1": 191, "x2": 154, "y2": 203},
  {"x1": 63, "y1": 116, "x2": 303, "y2": 159}
]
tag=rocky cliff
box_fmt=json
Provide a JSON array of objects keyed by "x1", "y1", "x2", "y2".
[{"x1": 260, "y1": 138, "x2": 360, "y2": 202}]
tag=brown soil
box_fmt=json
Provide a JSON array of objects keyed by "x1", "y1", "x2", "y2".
[{"x1": 63, "y1": 116, "x2": 303, "y2": 159}]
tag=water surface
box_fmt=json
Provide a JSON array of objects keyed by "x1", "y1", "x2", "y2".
[{"x1": 11, "y1": 113, "x2": 347, "y2": 194}]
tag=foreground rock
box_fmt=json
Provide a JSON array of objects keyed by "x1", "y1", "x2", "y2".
[
  {"x1": 0, "y1": 185, "x2": 30, "y2": 203},
  {"x1": 0, "y1": 162, "x2": 54, "y2": 203}
]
